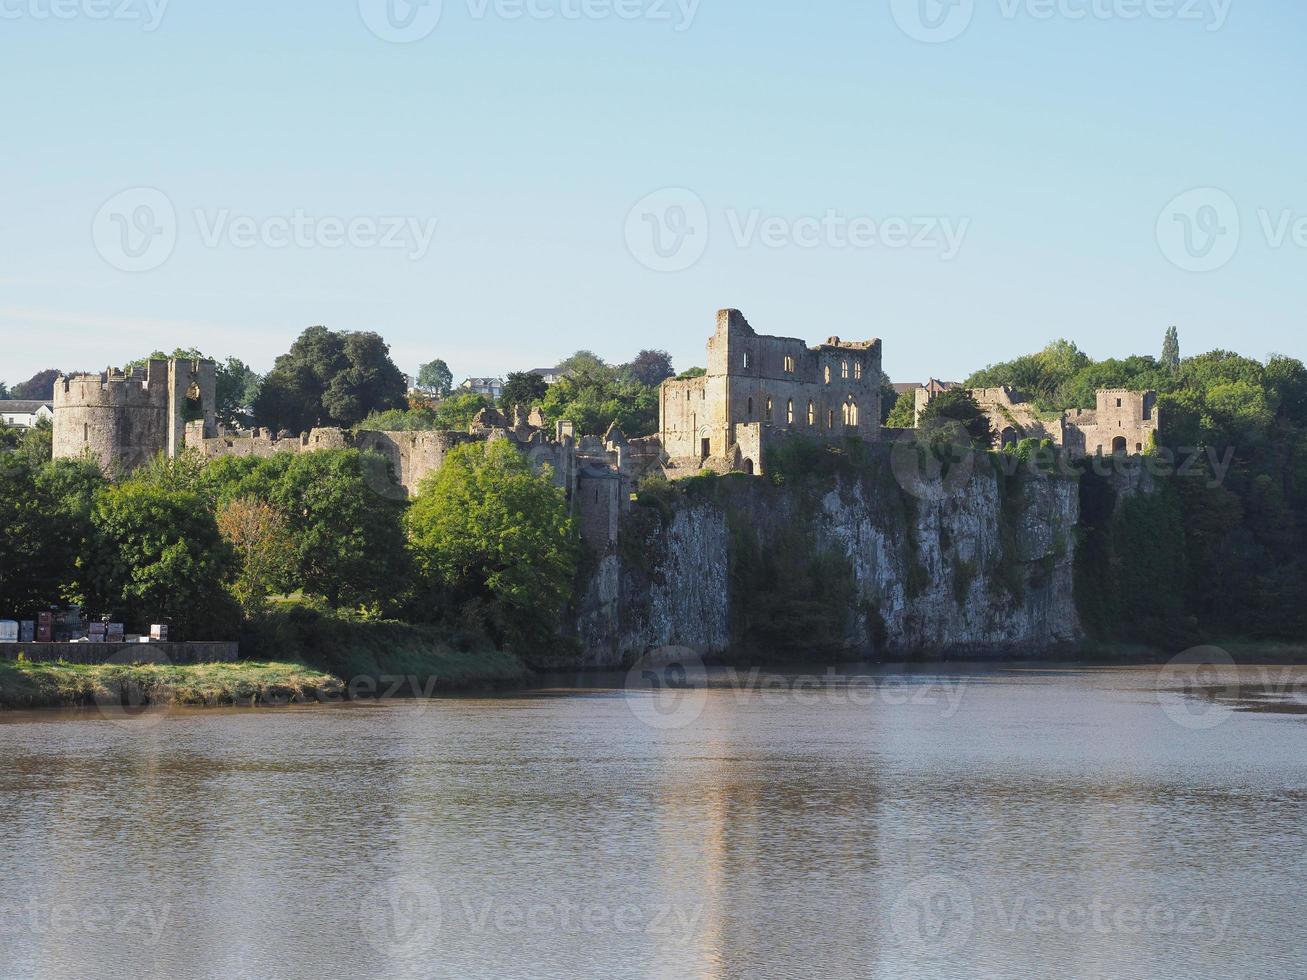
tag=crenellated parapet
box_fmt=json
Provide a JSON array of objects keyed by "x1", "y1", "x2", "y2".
[{"x1": 53, "y1": 358, "x2": 216, "y2": 474}]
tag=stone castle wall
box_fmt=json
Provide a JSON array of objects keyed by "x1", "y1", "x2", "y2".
[
  {"x1": 54, "y1": 359, "x2": 217, "y2": 475},
  {"x1": 1063, "y1": 389, "x2": 1159, "y2": 456},
  {"x1": 660, "y1": 309, "x2": 884, "y2": 475}
]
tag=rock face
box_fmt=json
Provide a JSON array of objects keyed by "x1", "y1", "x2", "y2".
[{"x1": 571, "y1": 456, "x2": 1082, "y2": 667}]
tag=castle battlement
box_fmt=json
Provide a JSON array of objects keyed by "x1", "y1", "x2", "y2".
[{"x1": 53, "y1": 358, "x2": 217, "y2": 474}]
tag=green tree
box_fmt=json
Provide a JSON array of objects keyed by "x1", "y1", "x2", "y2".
[
  {"x1": 676, "y1": 367, "x2": 706, "y2": 380},
  {"x1": 918, "y1": 390, "x2": 994, "y2": 449},
  {"x1": 499, "y1": 372, "x2": 549, "y2": 416},
  {"x1": 0, "y1": 381, "x2": 9, "y2": 399},
  {"x1": 885, "y1": 390, "x2": 918, "y2": 428},
  {"x1": 217, "y1": 497, "x2": 296, "y2": 614},
  {"x1": 624, "y1": 350, "x2": 674, "y2": 387},
  {"x1": 417, "y1": 359, "x2": 454, "y2": 397},
  {"x1": 557, "y1": 350, "x2": 607, "y2": 381},
  {"x1": 1161, "y1": 325, "x2": 1181, "y2": 373},
  {"x1": 253, "y1": 326, "x2": 407, "y2": 433},
  {"x1": 0, "y1": 456, "x2": 89, "y2": 615},
  {"x1": 216, "y1": 357, "x2": 262, "y2": 428},
  {"x1": 267, "y1": 450, "x2": 409, "y2": 608},
  {"x1": 87, "y1": 482, "x2": 239, "y2": 638},
  {"x1": 10, "y1": 369, "x2": 61, "y2": 401},
  {"x1": 436, "y1": 392, "x2": 491, "y2": 430},
  {"x1": 406, "y1": 440, "x2": 579, "y2": 649}
]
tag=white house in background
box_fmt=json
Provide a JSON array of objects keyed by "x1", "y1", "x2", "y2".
[
  {"x1": 528, "y1": 366, "x2": 564, "y2": 385},
  {"x1": 0, "y1": 400, "x2": 54, "y2": 428},
  {"x1": 460, "y1": 377, "x2": 505, "y2": 401}
]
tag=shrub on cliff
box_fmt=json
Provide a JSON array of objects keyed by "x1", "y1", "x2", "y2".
[{"x1": 406, "y1": 440, "x2": 580, "y2": 651}]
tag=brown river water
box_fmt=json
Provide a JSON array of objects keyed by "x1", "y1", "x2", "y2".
[{"x1": 1, "y1": 663, "x2": 1305, "y2": 979}]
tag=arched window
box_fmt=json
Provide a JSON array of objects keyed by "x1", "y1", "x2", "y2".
[
  {"x1": 786, "y1": 399, "x2": 794, "y2": 425},
  {"x1": 807, "y1": 401, "x2": 815, "y2": 426},
  {"x1": 841, "y1": 361, "x2": 849, "y2": 379},
  {"x1": 849, "y1": 401, "x2": 859, "y2": 426},
  {"x1": 784, "y1": 355, "x2": 795, "y2": 373},
  {"x1": 824, "y1": 365, "x2": 831, "y2": 385},
  {"x1": 686, "y1": 390, "x2": 691, "y2": 401},
  {"x1": 842, "y1": 403, "x2": 850, "y2": 425},
  {"x1": 744, "y1": 352, "x2": 750, "y2": 369},
  {"x1": 854, "y1": 362, "x2": 863, "y2": 380},
  {"x1": 828, "y1": 409, "x2": 835, "y2": 428},
  {"x1": 766, "y1": 398, "x2": 773, "y2": 421}
]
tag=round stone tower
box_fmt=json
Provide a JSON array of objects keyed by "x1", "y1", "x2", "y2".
[{"x1": 53, "y1": 360, "x2": 174, "y2": 475}]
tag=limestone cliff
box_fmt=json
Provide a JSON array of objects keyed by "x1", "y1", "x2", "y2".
[{"x1": 571, "y1": 453, "x2": 1082, "y2": 667}]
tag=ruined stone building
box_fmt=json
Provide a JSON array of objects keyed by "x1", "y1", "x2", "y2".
[
  {"x1": 913, "y1": 382, "x2": 1160, "y2": 455},
  {"x1": 51, "y1": 360, "x2": 660, "y2": 553},
  {"x1": 53, "y1": 359, "x2": 218, "y2": 473},
  {"x1": 659, "y1": 309, "x2": 884, "y2": 476}
]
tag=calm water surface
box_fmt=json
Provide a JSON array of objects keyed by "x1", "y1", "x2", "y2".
[{"x1": 1, "y1": 664, "x2": 1305, "y2": 979}]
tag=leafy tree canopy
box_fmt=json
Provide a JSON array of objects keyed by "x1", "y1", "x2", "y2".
[
  {"x1": 417, "y1": 359, "x2": 454, "y2": 397},
  {"x1": 918, "y1": 390, "x2": 994, "y2": 449},
  {"x1": 624, "y1": 350, "x2": 674, "y2": 387},
  {"x1": 499, "y1": 372, "x2": 549, "y2": 416},
  {"x1": 10, "y1": 369, "x2": 62, "y2": 401},
  {"x1": 87, "y1": 480, "x2": 239, "y2": 638},
  {"x1": 253, "y1": 326, "x2": 406, "y2": 434},
  {"x1": 406, "y1": 440, "x2": 579, "y2": 650}
]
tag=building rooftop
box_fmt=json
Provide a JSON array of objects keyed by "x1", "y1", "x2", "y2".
[{"x1": 0, "y1": 400, "x2": 54, "y2": 413}]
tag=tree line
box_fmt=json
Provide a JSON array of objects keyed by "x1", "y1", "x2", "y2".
[{"x1": 3, "y1": 327, "x2": 683, "y2": 440}]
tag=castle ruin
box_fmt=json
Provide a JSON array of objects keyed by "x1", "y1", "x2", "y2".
[
  {"x1": 50, "y1": 311, "x2": 1161, "y2": 555},
  {"x1": 53, "y1": 359, "x2": 218, "y2": 474},
  {"x1": 660, "y1": 309, "x2": 884, "y2": 476},
  {"x1": 914, "y1": 382, "x2": 1159, "y2": 455}
]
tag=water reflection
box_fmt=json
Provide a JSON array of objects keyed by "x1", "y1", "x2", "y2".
[{"x1": 0, "y1": 665, "x2": 1304, "y2": 978}]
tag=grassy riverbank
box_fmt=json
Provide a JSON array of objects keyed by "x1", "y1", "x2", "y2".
[
  {"x1": 240, "y1": 605, "x2": 532, "y2": 692},
  {"x1": 0, "y1": 607, "x2": 532, "y2": 711},
  {"x1": 0, "y1": 659, "x2": 342, "y2": 711}
]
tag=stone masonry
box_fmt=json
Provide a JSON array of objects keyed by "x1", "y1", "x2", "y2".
[{"x1": 660, "y1": 309, "x2": 884, "y2": 476}]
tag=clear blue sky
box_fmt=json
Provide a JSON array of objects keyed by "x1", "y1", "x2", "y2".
[{"x1": 1, "y1": 0, "x2": 1304, "y2": 386}]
